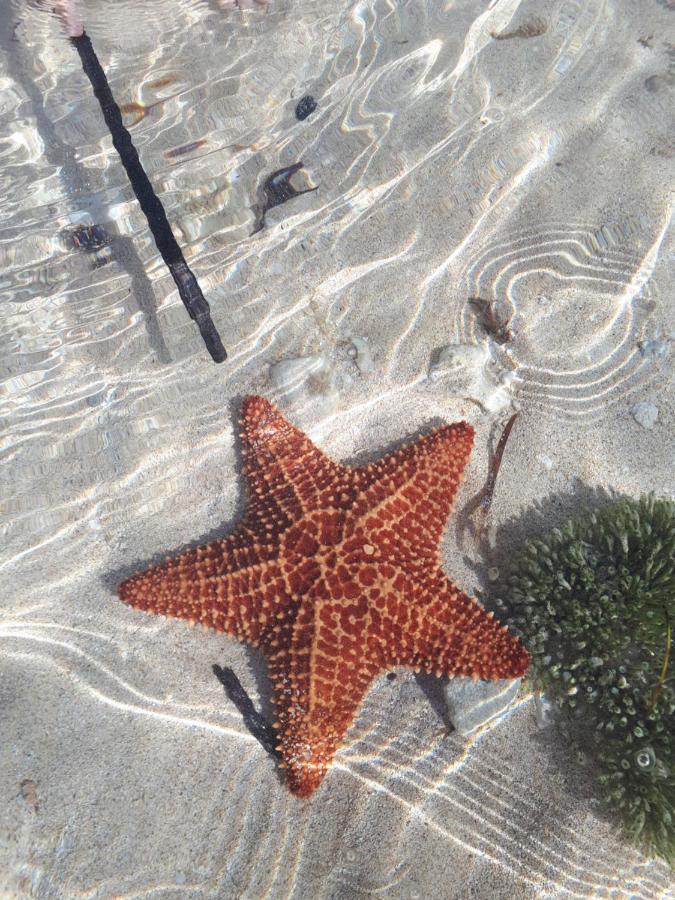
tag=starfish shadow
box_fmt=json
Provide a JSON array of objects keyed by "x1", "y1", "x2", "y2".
[
  {"x1": 339, "y1": 415, "x2": 449, "y2": 469},
  {"x1": 414, "y1": 674, "x2": 455, "y2": 734},
  {"x1": 212, "y1": 664, "x2": 281, "y2": 762}
]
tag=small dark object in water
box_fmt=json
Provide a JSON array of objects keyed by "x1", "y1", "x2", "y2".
[
  {"x1": 491, "y1": 18, "x2": 547, "y2": 40},
  {"x1": 70, "y1": 223, "x2": 109, "y2": 252},
  {"x1": 252, "y1": 162, "x2": 318, "y2": 234},
  {"x1": 212, "y1": 664, "x2": 281, "y2": 762},
  {"x1": 468, "y1": 296, "x2": 513, "y2": 344},
  {"x1": 457, "y1": 413, "x2": 519, "y2": 546},
  {"x1": 69, "y1": 31, "x2": 226, "y2": 363},
  {"x1": 264, "y1": 162, "x2": 316, "y2": 210},
  {"x1": 295, "y1": 95, "x2": 317, "y2": 121},
  {"x1": 165, "y1": 139, "x2": 208, "y2": 160}
]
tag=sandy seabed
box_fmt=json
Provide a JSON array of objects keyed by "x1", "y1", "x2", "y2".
[{"x1": 1, "y1": 0, "x2": 673, "y2": 896}]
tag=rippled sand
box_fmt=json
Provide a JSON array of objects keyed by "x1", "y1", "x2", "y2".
[{"x1": 1, "y1": 0, "x2": 673, "y2": 896}]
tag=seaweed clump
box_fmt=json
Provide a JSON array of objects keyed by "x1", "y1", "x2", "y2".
[{"x1": 494, "y1": 495, "x2": 674, "y2": 864}]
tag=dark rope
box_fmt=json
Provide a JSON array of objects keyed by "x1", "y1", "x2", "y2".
[{"x1": 70, "y1": 32, "x2": 226, "y2": 363}]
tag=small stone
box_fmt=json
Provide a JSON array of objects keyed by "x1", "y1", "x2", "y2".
[
  {"x1": 487, "y1": 566, "x2": 500, "y2": 581},
  {"x1": 631, "y1": 401, "x2": 658, "y2": 429},
  {"x1": 295, "y1": 95, "x2": 317, "y2": 121}
]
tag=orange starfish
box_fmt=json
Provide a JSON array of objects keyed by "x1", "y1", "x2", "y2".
[{"x1": 118, "y1": 396, "x2": 529, "y2": 796}]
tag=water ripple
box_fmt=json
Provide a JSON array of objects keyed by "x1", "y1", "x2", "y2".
[{"x1": 1, "y1": 0, "x2": 673, "y2": 896}]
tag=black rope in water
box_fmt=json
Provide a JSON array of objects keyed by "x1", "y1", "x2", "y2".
[{"x1": 70, "y1": 32, "x2": 226, "y2": 363}]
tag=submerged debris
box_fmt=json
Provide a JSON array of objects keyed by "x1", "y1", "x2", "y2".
[
  {"x1": 252, "y1": 162, "x2": 318, "y2": 233},
  {"x1": 69, "y1": 223, "x2": 109, "y2": 252},
  {"x1": 295, "y1": 95, "x2": 317, "y2": 121},
  {"x1": 468, "y1": 296, "x2": 513, "y2": 344},
  {"x1": 491, "y1": 18, "x2": 547, "y2": 40},
  {"x1": 428, "y1": 343, "x2": 515, "y2": 412},
  {"x1": 458, "y1": 413, "x2": 518, "y2": 546},
  {"x1": 20, "y1": 779, "x2": 39, "y2": 812},
  {"x1": 69, "y1": 31, "x2": 226, "y2": 362},
  {"x1": 120, "y1": 101, "x2": 149, "y2": 127},
  {"x1": 165, "y1": 139, "x2": 208, "y2": 159}
]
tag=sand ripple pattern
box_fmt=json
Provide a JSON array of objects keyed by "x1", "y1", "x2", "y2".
[
  {"x1": 458, "y1": 221, "x2": 670, "y2": 419},
  {"x1": 2, "y1": 616, "x2": 671, "y2": 898}
]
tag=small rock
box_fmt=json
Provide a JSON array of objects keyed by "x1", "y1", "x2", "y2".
[
  {"x1": 631, "y1": 401, "x2": 659, "y2": 429},
  {"x1": 444, "y1": 678, "x2": 520, "y2": 736},
  {"x1": 295, "y1": 95, "x2": 317, "y2": 121},
  {"x1": 348, "y1": 336, "x2": 375, "y2": 374}
]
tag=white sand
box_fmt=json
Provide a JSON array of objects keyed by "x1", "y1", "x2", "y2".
[{"x1": 1, "y1": 0, "x2": 673, "y2": 896}]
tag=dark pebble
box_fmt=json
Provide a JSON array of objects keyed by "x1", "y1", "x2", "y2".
[{"x1": 295, "y1": 95, "x2": 317, "y2": 121}]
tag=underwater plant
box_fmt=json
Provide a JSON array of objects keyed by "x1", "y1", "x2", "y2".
[{"x1": 493, "y1": 494, "x2": 674, "y2": 865}]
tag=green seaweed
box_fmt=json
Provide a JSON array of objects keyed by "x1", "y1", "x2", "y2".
[{"x1": 494, "y1": 494, "x2": 674, "y2": 864}]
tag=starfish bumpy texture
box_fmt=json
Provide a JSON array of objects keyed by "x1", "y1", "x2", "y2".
[{"x1": 119, "y1": 396, "x2": 529, "y2": 796}]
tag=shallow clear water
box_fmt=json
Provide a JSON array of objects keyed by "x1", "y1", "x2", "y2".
[{"x1": 1, "y1": 0, "x2": 673, "y2": 896}]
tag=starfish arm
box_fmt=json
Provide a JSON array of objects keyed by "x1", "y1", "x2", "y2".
[
  {"x1": 118, "y1": 533, "x2": 293, "y2": 646},
  {"x1": 376, "y1": 570, "x2": 529, "y2": 680},
  {"x1": 240, "y1": 396, "x2": 349, "y2": 522},
  {"x1": 352, "y1": 422, "x2": 475, "y2": 561},
  {"x1": 263, "y1": 596, "x2": 384, "y2": 797}
]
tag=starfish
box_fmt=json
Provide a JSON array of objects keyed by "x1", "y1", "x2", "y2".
[{"x1": 118, "y1": 396, "x2": 529, "y2": 796}]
